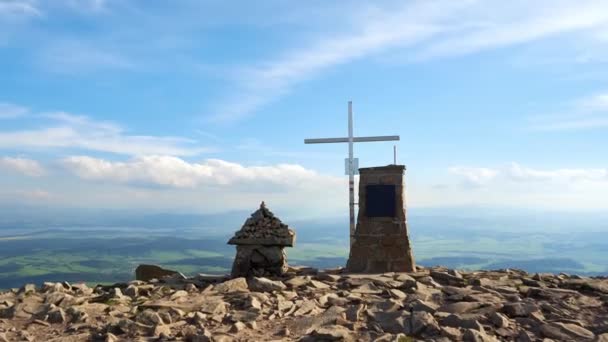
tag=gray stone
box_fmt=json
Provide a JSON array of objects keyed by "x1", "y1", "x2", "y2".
[
  {"x1": 437, "y1": 301, "x2": 483, "y2": 314},
  {"x1": 367, "y1": 311, "x2": 410, "y2": 334},
  {"x1": 214, "y1": 277, "x2": 249, "y2": 293},
  {"x1": 135, "y1": 264, "x2": 178, "y2": 281},
  {"x1": 595, "y1": 333, "x2": 608, "y2": 342},
  {"x1": 20, "y1": 284, "x2": 36, "y2": 295},
  {"x1": 441, "y1": 314, "x2": 484, "y2": 331},
  {"x1": 540, "y1": 322, "x2": 595, "y2": 340},
  {"x1": 409, "y1": 311, "x2": 440, "y2": 336},
  {"x1": 489, "y1": 312, "x2": 510, "y2": 328},
  {"x1": 230, "y1": 321, "x2": 246, "y2": 333},
  {"x1": 248, "y1": 277, "x2": 286, "y2": 292},
  {"x1": 410, "y1": 299, "x2": 438, "y2": 314},
  {"x1": 123, "y1": 285, "x2": 138, "y2": 297},
  {"x1": 388, "y1": 289, "x2": 407, "y2": 299},
  {"x1": 463, "y1": 329, "x2": 499, "y2": 342},
  {"x1": 502, "y1": 302, "x2": 539, "y2": 318},
  {"x1": 306, "y1": 325, "x2": 354, "y2": 341},
  {"x1": 47, "y1": 308, "x2": 66, "y2": 324},
  {"x1": 199, "y1": 298, "x2": 227, "y2": 315}
]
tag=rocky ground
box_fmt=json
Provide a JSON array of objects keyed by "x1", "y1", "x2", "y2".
[{"x1": 0, "y1": 266, "x2": 607, "y2": 341}]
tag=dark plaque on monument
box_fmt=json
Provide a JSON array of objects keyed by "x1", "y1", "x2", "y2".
[{"x1": 365, "y1": 184, "x2": 396, "y2": 217}]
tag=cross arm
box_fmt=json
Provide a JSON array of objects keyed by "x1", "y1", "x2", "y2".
[{"x1": 304, "y1": 135, "x2": 400, "y2": 144}]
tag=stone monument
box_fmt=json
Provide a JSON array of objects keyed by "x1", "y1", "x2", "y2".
[
  {"x1": 346, "y1": 165, "x2": 415, "y2": 273},
  {"x1": 228, "y1": 202, "x2": 295, "y2": 277}
]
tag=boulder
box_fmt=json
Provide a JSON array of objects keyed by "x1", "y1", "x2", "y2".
[
  {"x1": 247, "y1": 277, "x2": 286, "y2": 292},
  {"x1": 135, "y1": 265, "x2": 179, "y2": 282}
]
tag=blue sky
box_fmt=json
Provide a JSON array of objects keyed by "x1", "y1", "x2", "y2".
[{"x1": 1, "y1": 0, "x2": 608, "y2": 217}]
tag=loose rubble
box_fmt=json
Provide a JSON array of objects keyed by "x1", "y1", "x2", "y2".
[{"x1": 0, "y1": 266, "x2": 607, "y2": 341}]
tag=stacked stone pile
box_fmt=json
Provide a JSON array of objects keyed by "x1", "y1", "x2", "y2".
[
  {"x1": 1, "y1": 266, "x2": 607, "y2": 341},
  {"x1": 228, "y1": 202, "x2": 294, "y2": 247},
  {"x1": 228, "y1": 202, "x2": 295, "y2": 277}
]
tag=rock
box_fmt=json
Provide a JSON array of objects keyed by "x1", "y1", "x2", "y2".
[
  {"x1": 123, "y1": 285, "x2": 138, "y2": 297},
  {"x1": 309, "y1": 280, "x2": 330, "y2": 289},
  {"x1": 502, "y1": 302, "x2": 539, "y2": 317},
  {"x1": 595, "y1": 334, "x2": 608, "y2": 342},
  {"x1": 105, "y1": 333, "x2": 119, "y2": 342},
  {"x1": 431, "y1": 270, "x2": 466, "y2": 286},
  {"x1": 410, "y1": 299, "x2": 438, "y2": 314},
  {"x1": 367, "y1": 311, "x2": 410, "y2": 334},
  {"x1": 136, "y1": 309, "x2": 163, "y2": 326},
  {"x1": 489, "y1": 312, "x2": 510, "y2": 328},
  {"x1": 388, "y1": 289, "x2": 407, "y2": 299},
  {"x1": 199, "y1": 298, "x2": 227, "y2": 315},
  {"x1": 305, "y1": 325, "x2": 353, "y2": 341},
  {"x1": 541, "y1": 322, "x2": 595, "y2": 340},
  {"x1": 463, "y1": 329, "x2": 499, "y2": 342},
  {"x1": 516, "y1": 330, "x2": 534, "y2": 342},
  {"x1": 20, "y1": 284, "x2": 36, "y2": 295},
  {"x1": 395, "y1": 273, "x2": 417, "y2": 288},
  {"x1": 441, "y1": 326, "x2": 463, "y2": 340},
  {"x1": 153, "y1": 324, "x2": 172, "y2": 338},
  {"x1": 294, "y1": 300, "x2": 317, "y2": 316},
  {"x1": 441, "y1": 314, "x2": 484, "y2": 331},
  {"x1": 47, "y1": 307, "x2": 66, "y2": 323},
  {"x1": 214, "y1": 277, "x2": 249, "y2": 293},
  {"x1": 135, "y1": 264, "x2": 179, "y2": 281},
  {"x1": 66, "y1": 307, "x2": 89, "y2": 323},
  {"x1": 30, "y1": 319, "x2": 50, "y2": 327},
  {"x1": 409, "y1": 311, "x2": 439, "y2": 335},
  {"x1": 248, "y1": 277, "x2": 286, "y2": 292},
  {"x1": 352, "y1": 282, "x2": 383, "y2": 294},
  {"x1": 345, "y1": 304, "x2": 365, "y2": 322},
  {"x1": 437, "y1": 301, "x2": 484, "y2": 314},
  {"x1": 230, "y1": 321, "x2": 246, "y2": 333},
  {"x1": 285, "y1": 276, "x2": 311, "y2": 288}
]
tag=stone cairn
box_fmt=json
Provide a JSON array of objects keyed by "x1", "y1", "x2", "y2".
[{"x1": 228, "y1": 202, "x2": 295, "y2": 277}]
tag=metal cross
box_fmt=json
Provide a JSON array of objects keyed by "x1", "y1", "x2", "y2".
[{"x1": 304, "y1": 101, "x2": 400, "y2": 247}]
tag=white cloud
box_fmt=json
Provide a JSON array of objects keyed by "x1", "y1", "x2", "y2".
[
  {"x1": 62, "y1": 0, "x2": 107, "y2": 12},
  {"x1": 530, "y1": 91, "x2": 608, "y2": 131},
  {"x1": 0, "y1": 156, "x2": 45, "y2": 176},
  {"x1": 0, "y1": 111, "x2": 211, "y2": 156},
  {"x1": 506, "y1": 163, "x2": 608, "y2": 182},
  {"x1": 448, "y1": 166, "x2": 499, "y2": 186},
  {"x1": 440, "y1": 162, "x2": 608, "y2": 210},
  {"x1": 38, "y1": 40, "x2": 134, "y2": 73},
  {"x1": 211, "y1": 0, "x2": 608, "y2": 122},
  {"x1": 0, "y1": 102, "x2": 28, "y2": 118},
  {"x1": 61, "y1": 155, "x2": 343, "y2": 190},
  {"x1": 417, "y1": 1, "x2": 608, "y2": 59},
  {"x1": 0, "y1": 0, "x2": 40, "y2": 18},
  {"x1": 450, "y1": 162, "x2": 608, "y2": 186},
  {"x1": 16, "y1": 189, "x2": 52, "y2": 200},
  {"x1": 210, "y1": 1, "x2": 454, "y2": 122},
  {"x1": 578, "y1": 92, "x2": 608, "y2": 112}
]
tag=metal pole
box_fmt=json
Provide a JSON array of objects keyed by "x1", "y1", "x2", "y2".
[
  {"x1": 348, "y1": 101, "x2": 355, "y2": 248},
  {"x1": 394, "y1": 145, "x2": 397, "y2": 164}
]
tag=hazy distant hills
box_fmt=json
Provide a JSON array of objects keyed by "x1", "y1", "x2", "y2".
[{"x1": 0, "y1": 206, "x2": 607, "y2": 289}]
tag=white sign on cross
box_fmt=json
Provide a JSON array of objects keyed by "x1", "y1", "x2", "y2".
[{"x1": 304, "y1": 101, "x2": 400, "y2": 247}]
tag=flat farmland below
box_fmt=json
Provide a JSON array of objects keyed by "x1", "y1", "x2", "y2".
[{"x1": 0, "y1": 216, "x2": 607, "y2": 290}]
